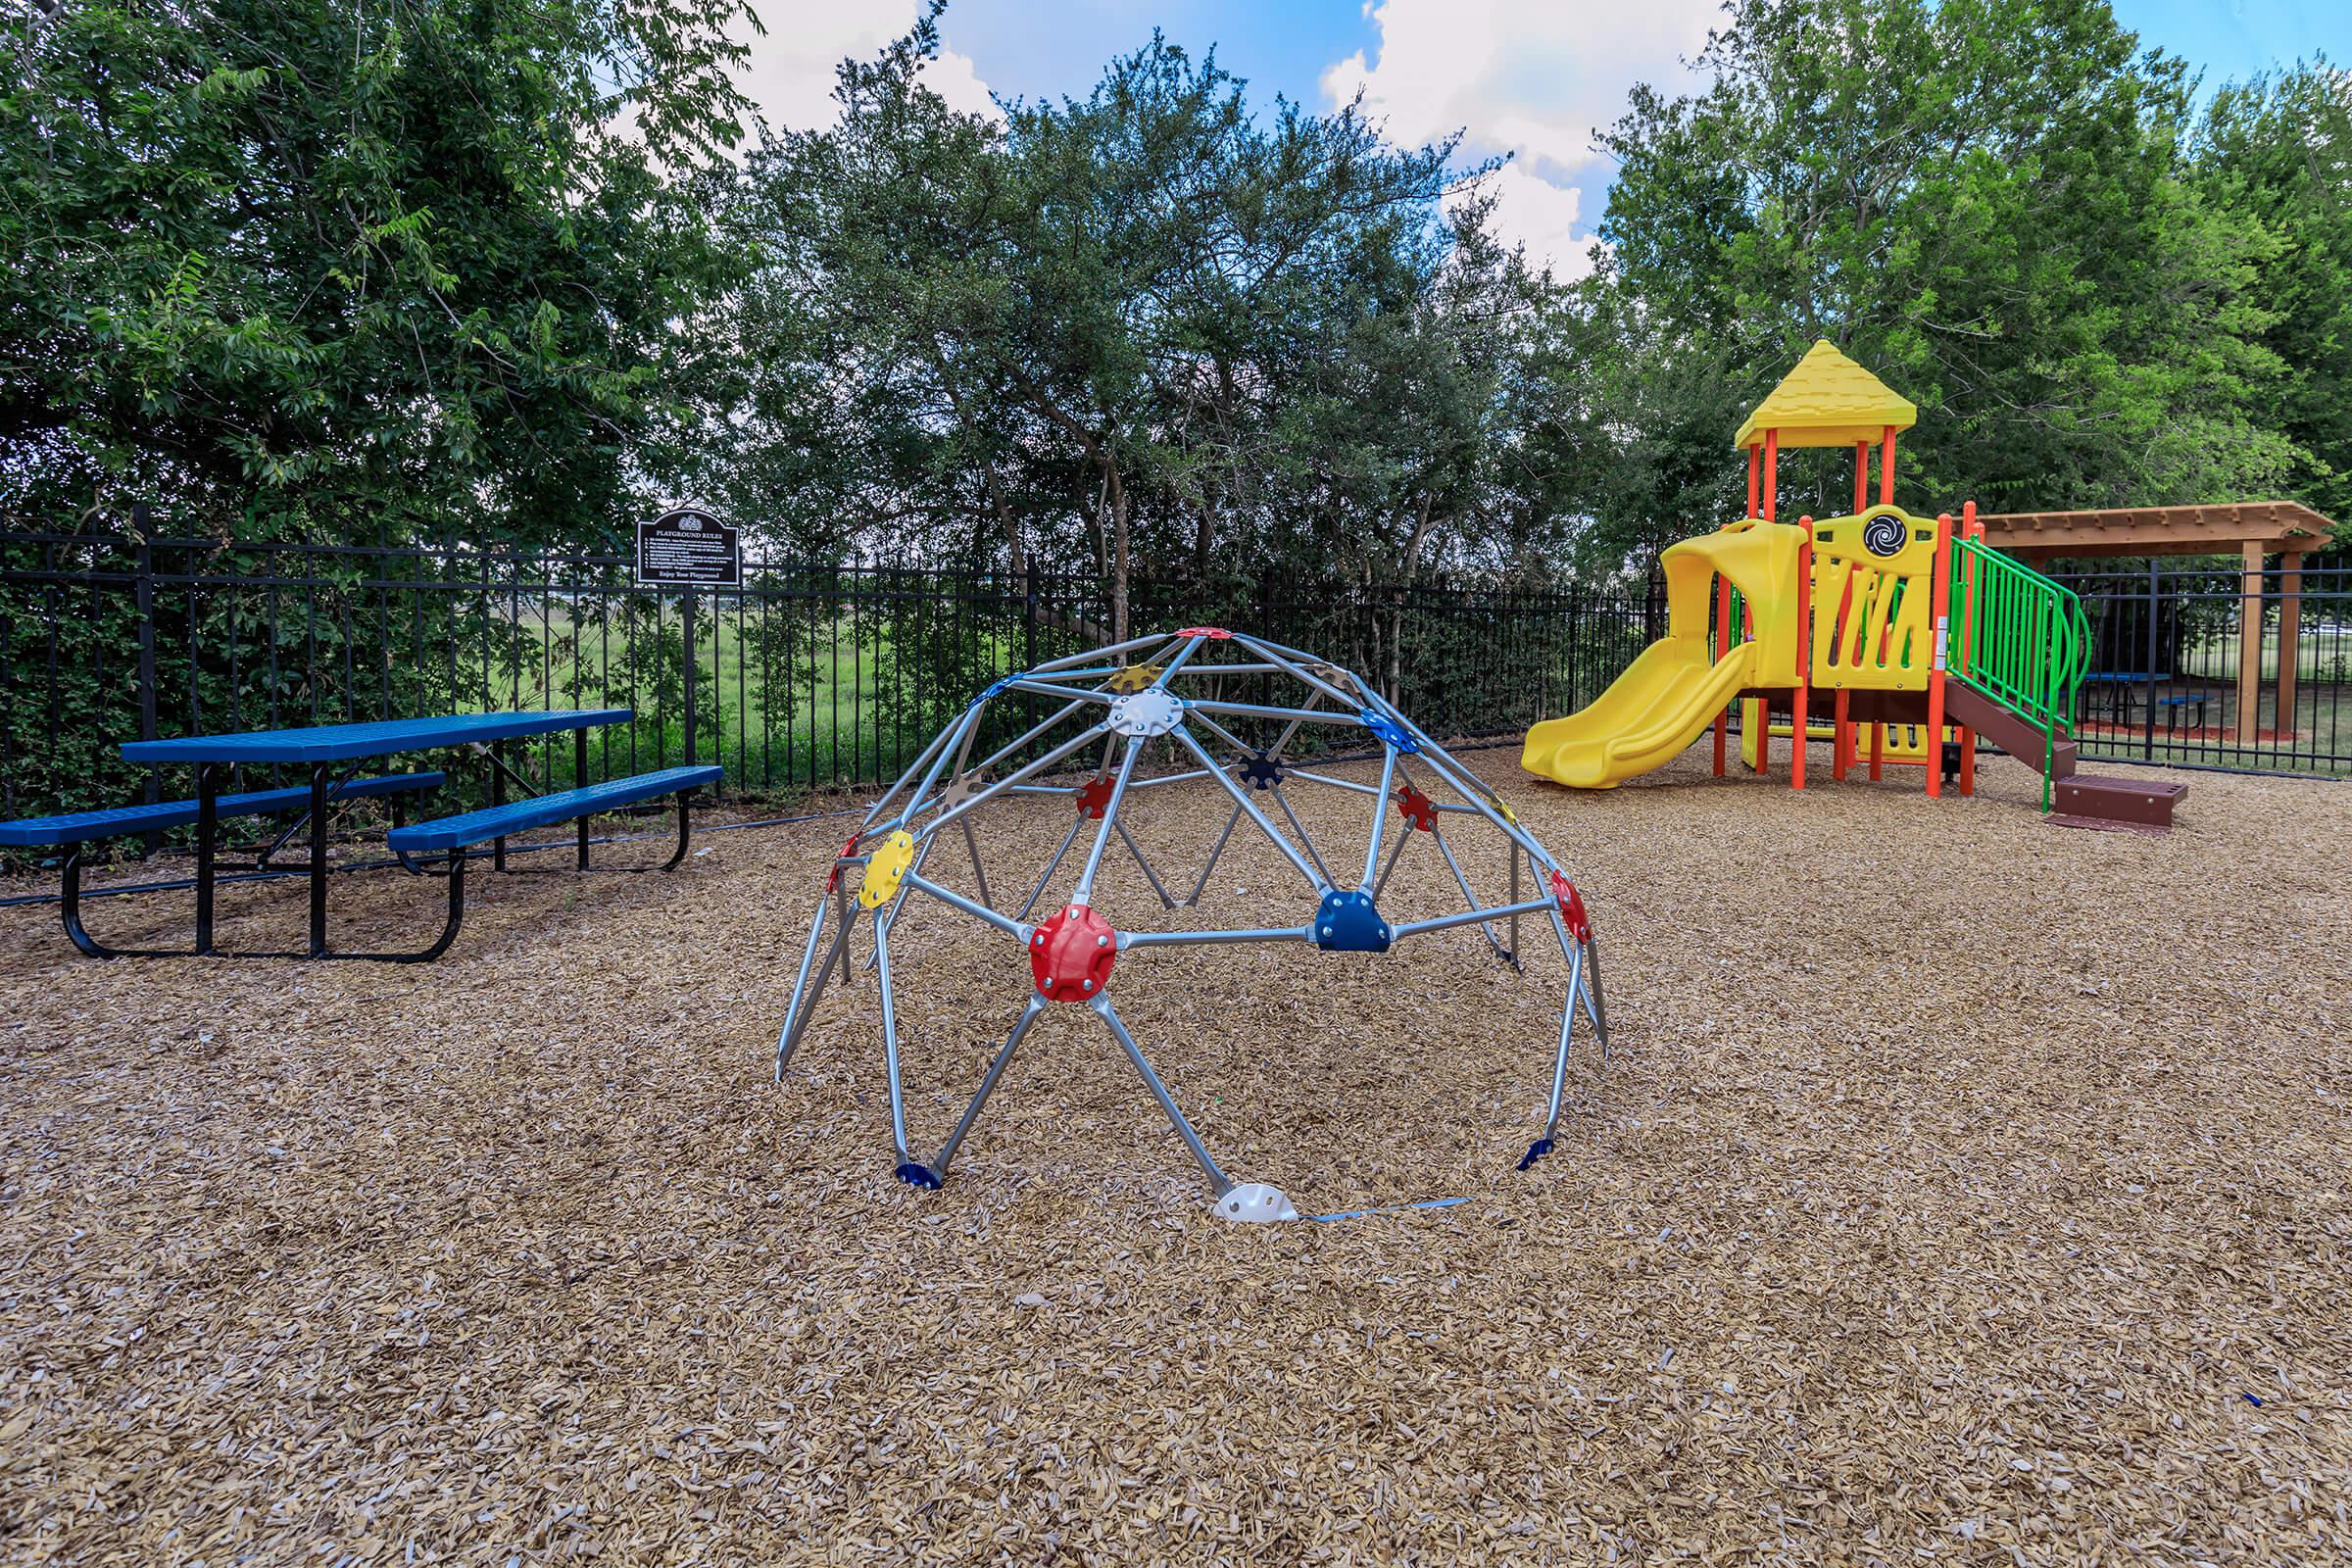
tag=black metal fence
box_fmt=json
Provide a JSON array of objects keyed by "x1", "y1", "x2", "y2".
[
  {"x1": 6, "y1": 528, "x2": 2345, "y2": 830},
  {"x1": 2052, "y1": 561, "x2": 2352, "y2": 774},
  {"x1": 0, "y1": 527, "x2": 1657, "y2": 822}
]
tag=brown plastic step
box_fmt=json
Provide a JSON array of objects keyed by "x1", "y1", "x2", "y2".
[
  {"x1": 2051, "y1": 773, "x2": 2187, "y2": 831},
  {"x1": 1944, "y1": 683, "x2": 2076, "y2": 778}
]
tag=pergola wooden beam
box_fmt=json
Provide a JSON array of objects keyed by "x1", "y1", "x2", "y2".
[
  {"x1": 1972, "y1": 501, "x2": 2342, "y2": 746},
  {"x1": 1970, "y1": 501, "x2": 2337, "y2": 560}
]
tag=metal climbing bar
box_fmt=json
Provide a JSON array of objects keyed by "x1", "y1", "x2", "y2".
[{"x1": 769, "y1": 627, "x2": 1609, "y2": 1222}]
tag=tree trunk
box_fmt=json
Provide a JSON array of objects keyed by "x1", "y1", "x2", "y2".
[
  {"x1": 1084, "y1": 466, "x2": 1110, "y2": 582},
  {"x1": 1373, "y1": 594, "x2": 1392, "y2": 705},
  {"x1": 982, "y1": 465, "x2": 1025, "y2": 573},
  {"x1": 1108, "y1": 465, "x2": 1131, "y2": 642},
  {"x1": 1384, "y1": 497, "x2": 1435, "y2": 702}
]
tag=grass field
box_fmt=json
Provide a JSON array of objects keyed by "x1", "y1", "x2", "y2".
[
  {"x1": 486, "y1": 608, "x2": 912, "y2": 795},
  {"x1": 2178, "y1": 626, "x2": 2352, "y2": 685}
]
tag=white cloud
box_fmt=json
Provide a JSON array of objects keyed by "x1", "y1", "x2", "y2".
[
  {"x1": 916, "y1": 44, "x2": 1000, "y2": 122},
  {"x1": 1323, "y1": 0, "x2": 1713, "y2": 276},
  {"x1": 734, "y1": 3, "x2": 1000, "y2": 132},
  {"x1": 1456, "y1": 162, "x2": 1600, "y2": 281}
]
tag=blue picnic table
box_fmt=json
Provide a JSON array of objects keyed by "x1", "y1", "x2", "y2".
[
  {"x1": 3, "y1": 710, "x2": 717, "y2": 961},
  {"x1": 2080, "y1": 671, "x2": 2169, "y2": 725}
]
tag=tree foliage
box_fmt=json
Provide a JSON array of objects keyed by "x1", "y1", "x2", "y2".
[
  {"x1": 4, "y1": 0, "x2": 2345, "y2": 578},
  {"x1": 699, "y1": 19, "x2": 1569, "y2": 635},
  {"x1": 0, "y1": 0, "x2": 754, "y2": 542},
  {"x1": 1587, "y1": 0, "x2": 2304, "y2": 565},
  {"x1": 710, "y1": 0, "x2": 2344, "y2": 595},
  {"x1": 2196, "y1": 62, "x2": 2352, "y2": 521}
]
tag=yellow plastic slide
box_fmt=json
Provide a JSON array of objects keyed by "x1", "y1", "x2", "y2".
[{"x1": 1522, "y1": 521, "x2": 1806, "y2": 789}]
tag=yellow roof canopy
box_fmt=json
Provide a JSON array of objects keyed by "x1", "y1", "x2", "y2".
[{"x1": 1735, "y1": 339, "x2": 1918, "y2": 450}]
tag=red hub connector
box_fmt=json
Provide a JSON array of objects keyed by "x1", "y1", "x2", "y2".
[
  {"x1": 1030, "y1": 904, "x2": 1117, "y2": 1002},
  {"x1": 825, "y1": 832, "x2": 862, "y2": 892},
  {"x1": 1394, "y1": 782, "x2": 1436, "y2": 833},
  {"x1": 1073, "y1": 773, "x2": 1116, "y2": 819},
  {"x1": 1547, "y1": 870, "x2": 1592, "y2": 943}
]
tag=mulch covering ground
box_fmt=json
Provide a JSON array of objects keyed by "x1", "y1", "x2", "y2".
[{"x1": 2, "y1": 742, "x2": 2348, "y2": 1565}]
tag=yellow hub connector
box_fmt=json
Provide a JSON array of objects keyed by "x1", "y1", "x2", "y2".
[{"x1": 857, "y1": 829, "x2": 917, "y2": 909}]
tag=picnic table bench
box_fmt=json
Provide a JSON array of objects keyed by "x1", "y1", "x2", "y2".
[
  {"x1": 3, "y1": 710, "x2": 716, "y2": 961},
  {"x1": 382, "y1": 764, "x2": 719, "y2": 955},
  {"x1": 2153, "y1": 690, "x2": 2217, "y2": 728},
  {"x1": 2080, "y1": 672, "x2": 2219, "y2": 730},
  {"x1": 2080, "y1": 670, "x2": 2165, "y2": 726}
]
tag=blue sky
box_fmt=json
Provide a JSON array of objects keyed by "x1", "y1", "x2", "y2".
[
  {"x1": 929, "y1": 1, "x2": 2339, "y2": 101},
  {"x1": 743, "y1": 1, "x2": 2348, "y2": 278}
]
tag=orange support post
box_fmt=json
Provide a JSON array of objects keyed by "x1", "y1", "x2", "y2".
[
  {"x1": 1762, "y1": 429, "x2": 1779, "y2": 521},
  {"x1": 1791, "y1": 519, "x2": 1811, "y2": 790},
  {"x1": 1925, "y1": 512, "x2": 1952, "y2": 800},
  {"x1": 1870, "y1": 723, "x2": 1885, "y2": 781},
  {"x1": 1853, "y1": 441, "x2": 1868, "y2": 514},
  {"x1": 1880, "y1": 426, "x2": 1895, "y2": 506},
  {"x1": 1747, "y1": 445, "x2": 1760, "y2": 518},
  {"x1": 1957, "y1": 501, "x2": 1981, "y2": 796}
]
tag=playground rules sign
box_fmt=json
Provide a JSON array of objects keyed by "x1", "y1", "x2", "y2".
[{"x1": 635, "y1": 508, "x2": 741, "y2": 588}]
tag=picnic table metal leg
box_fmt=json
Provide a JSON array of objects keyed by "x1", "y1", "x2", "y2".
[
  {"x1": 327, "y1": 849, "x2": 466, "y2": 962},
  {"x1": 491, "y1": 739, "x2": 508, "y2": 873},
  {"x1": 420, "y1": 852, "x2": 466, "y2": 960},
  {"x1": 59, "y1": 852, "x2": 105, "y2": 958},
  {"x1": 576, "y1": 729, "x2": 591, "y2": 870},
  {"x1": 308, "y1": 763, "x2": 330, "y2": 957},
  {"x1": 56, "y1": 850, "x2": 195, "y2": 960},
  {"x1": 194, "y1": 762, "x2": 218, "y2": 956},
  {"x1": 662, "y1": 789, "x2": 693, "y2": 870}
]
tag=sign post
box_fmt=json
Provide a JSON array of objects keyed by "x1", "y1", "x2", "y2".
[{"x1": 635, "y1": 508, "x2": 741, "y2": 766}]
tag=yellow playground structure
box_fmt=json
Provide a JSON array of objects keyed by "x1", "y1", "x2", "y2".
[{"x1": 1521, "y1": 342, "x2": 2185, "y2": 828}]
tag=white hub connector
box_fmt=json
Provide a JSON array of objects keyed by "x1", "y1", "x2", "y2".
[
  {"x1": 1213, "y1": 1183, "x2": 1299, "y2": 1222},
  {"x1": 1108, "y1": 687, "x2": 1184, "y2": 738}
]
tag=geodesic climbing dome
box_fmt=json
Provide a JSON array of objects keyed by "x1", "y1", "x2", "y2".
[{"x1": 771, "y1": 627, "x2": 1607, "y2": 1221}]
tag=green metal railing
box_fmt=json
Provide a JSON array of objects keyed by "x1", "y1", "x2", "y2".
[{"x1": 1948, "y1": 537, "x2": 2091, "y2": 808}]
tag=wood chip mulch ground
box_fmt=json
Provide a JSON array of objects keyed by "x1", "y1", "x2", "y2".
[{"x1": 2, "y1": 742, "x2": 2348, "y2": 1566}]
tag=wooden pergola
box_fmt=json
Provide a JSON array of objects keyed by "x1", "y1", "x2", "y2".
[{"x1": 1971, "y1": 501, "x2": 2340, "y2": 743}]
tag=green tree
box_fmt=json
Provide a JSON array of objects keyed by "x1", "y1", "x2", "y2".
[
  {"x1": 719, "y1": 19, "x2": 1579, "y2": 637},
  {"x1": 0, "y1": 0, "x2": 755, "y2": 542},
  {"x1": 1515, "y1": 289, "x2": 1752, "y2": 578},
  {"x1": 2197, "y1": 61, "x2": 2352, "y2": 527},
  {"x1": 1590, "y1": 0, "x2": 2297, "y2": 559}
]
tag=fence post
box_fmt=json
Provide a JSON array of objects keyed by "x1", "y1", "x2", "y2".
[
  {"x1": 132, "y1": 501, "x2": 162, "y2": 854},
  {"x1": 1022, "y1": 559, "x2": 1040, "y2": 672},
  {"x1": 680, "y1": 589, "x2": 699, "y2": 767},
  {"x1": 2143, "y1": 559, "x2": 2159, "y2": 760}
]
